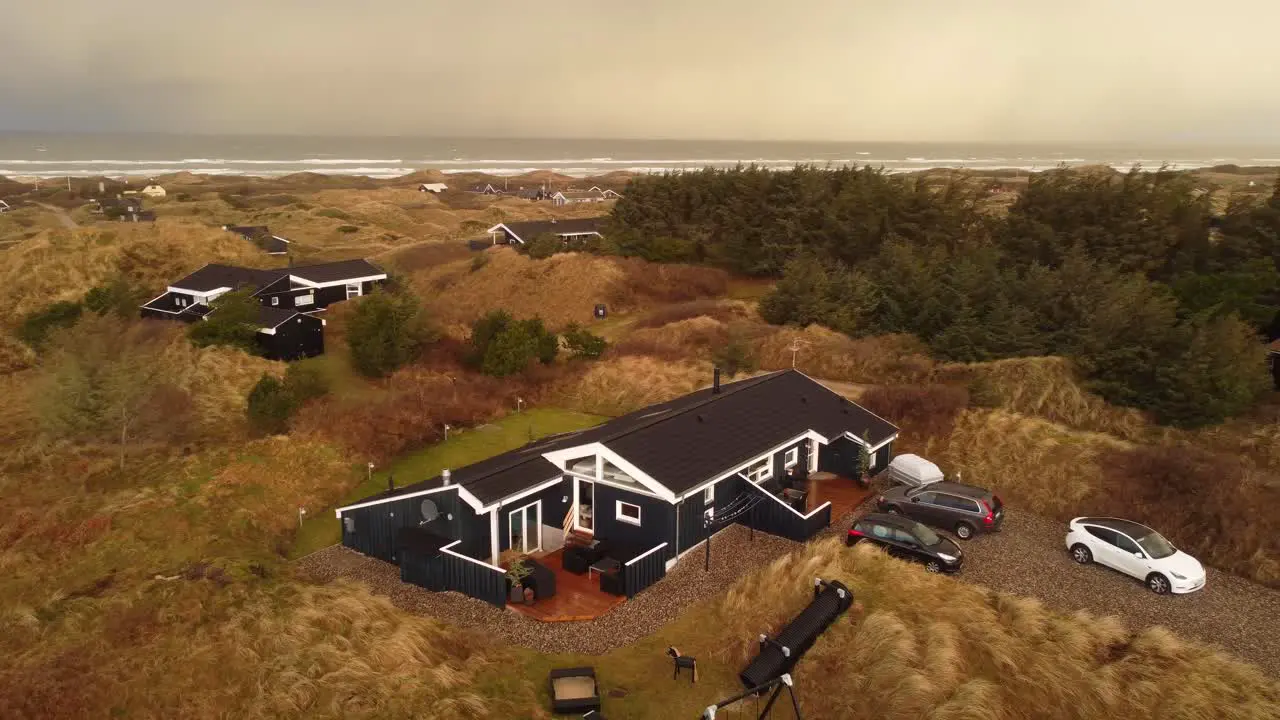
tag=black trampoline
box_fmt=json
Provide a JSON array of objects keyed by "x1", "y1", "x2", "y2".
[{"x1": 739, "y1": 578, "x2": 853, "y2": 690}]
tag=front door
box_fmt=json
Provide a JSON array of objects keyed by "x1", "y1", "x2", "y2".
[{"x1": 509, "y1": 500, "x2": 542, "y2": 554}]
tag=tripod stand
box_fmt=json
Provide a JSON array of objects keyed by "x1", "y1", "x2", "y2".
[{"x1": 700, "y1": 673, "x2": 802, "y2": 720}]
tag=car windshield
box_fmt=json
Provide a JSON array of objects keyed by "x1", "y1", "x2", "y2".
[
  {"x1": 913, "y1": 523, "x2": 942, "y2": 547},
  {"x1": 1137, "y1": 531, "x2": 1176, "y2": 559}
]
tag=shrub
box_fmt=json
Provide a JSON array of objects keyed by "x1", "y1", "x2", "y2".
[
  {"x1": 16, "y1": 301, "x2": 83, "y2": 348},
  {"x1": 469, "y1": 310, "x2": 559, "y2": 377},
  {"x1": 525, "y1": 232, "x2": 563, "y2": 259},
  {"x1": 315, "y1": 207, "x2": 351, "y2": 220},
  {"x1": 346, "y1": 287, "x2": 436, "y2": 378},
  {"x1": 282, "y1": 360, "x2": 329, "y2": 403},
  {"x1": 563, "y1": 322, "x2": 607, "y2": 359},
  {"x1": 246, "y1": 375, "x2": 294, "y2": 435},
  {"x1": 469, "y1": 254, "x2": 489, "y2": 272},
  {"x1": 83, "y1": 275, "x2": 143, "y2": 318},
  {"x1": 337, "y1": 225, "x2": 360, "y2": 234},
  {"x1": 188, "y1": 289, "x2": 261, "y2": 354},
  {"x1": 711, "y1": 332, "x2": 756, "y2": 378}
]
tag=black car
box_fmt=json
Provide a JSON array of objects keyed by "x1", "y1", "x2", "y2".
[
  {"x1": 846, "y1": 512, "x2": 964, "y2": 574},
  {"x1": 876, "y1": 481, "x2": 1004, "y2": 540}
]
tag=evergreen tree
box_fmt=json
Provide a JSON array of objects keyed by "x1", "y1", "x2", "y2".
[
  {"x1": 188, "y1": 289, "x2": 261, "y2": 353},
  {"x1": 246, "y1": 374, "x2": 295, "y2": 435},
  {"x1": 347, "y1": 287, "x2": 435, "y2": 378}
]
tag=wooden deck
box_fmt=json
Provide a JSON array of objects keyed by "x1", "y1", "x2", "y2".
[
  {"x1": 507, "y1": 548, "x2": 626, "y2": 622},
  {"x1": 802, "y1": 473, "x2": 873, "y2": 521}
]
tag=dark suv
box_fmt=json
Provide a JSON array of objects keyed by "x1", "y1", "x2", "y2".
[
  {"x1": 876, "y1": 481, "x2": 1003, "y2": 540},
  {"x1": 846, "y1": 512, "x2": 964, "y2": 574}
]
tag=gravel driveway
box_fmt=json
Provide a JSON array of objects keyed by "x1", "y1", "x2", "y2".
[{"x1": 953, "y1": 511, "x2": 1280, "y2": 676}]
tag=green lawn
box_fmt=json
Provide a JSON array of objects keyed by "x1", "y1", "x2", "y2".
[{"x1": 289, "y1": 407, "x2": 606, "y2": 558}]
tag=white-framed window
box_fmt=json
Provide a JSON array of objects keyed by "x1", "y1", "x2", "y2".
[
  {"x1": 703, "y1": 484, "x2": 715, "y2": 506},
  {"x1": 784, "y1": 447, "x2": 799, "y2": 468},
  {"x1": 271, "y1": 296, "x2": 279, "y2": 306},
  {"x1": 295, "y1": 294, "x2": 314, "y2": 307},
  {"x1": 616, "y1": 501, "x2": 642, "y2": 526},
  {"x1": 867, "y1": 450, "x2": 877, "y2": 469},
  {"x1": 745, "y1": 458, "x2": 772, "y2": 484}
]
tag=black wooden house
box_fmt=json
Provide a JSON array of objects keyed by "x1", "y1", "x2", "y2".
[
  {"x1": 335, "y1": 370, "x2": 898, "y2": 605},
  {"x1": 139, "y1": 259, "x2": 386, "y2": 361}
]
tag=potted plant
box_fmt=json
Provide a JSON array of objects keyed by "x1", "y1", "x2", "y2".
[
  {"x1": 857, "y1": 433, "x2": 873, "y2": 488},
  {"x1": 506, "y1": 560, "x2": 533, "y2": 603}
]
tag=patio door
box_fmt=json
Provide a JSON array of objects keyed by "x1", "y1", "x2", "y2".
[{"x1": 509, "y1": 500, "x2": 542, "y2": 554}]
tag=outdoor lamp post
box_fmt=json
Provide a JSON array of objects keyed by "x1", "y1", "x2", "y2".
[
  {"x1": 517, "y1": 397, "x2": 524, "y2": 413},
  {"x1": 298, "y1": 507, "x2": 307, "y2": 528},
  {"x1": 444, "y1": 423, "x2": 451, "y2": 441},
  {"x1": 367, "y1": 462, "x2": 374, "y2": 484}
]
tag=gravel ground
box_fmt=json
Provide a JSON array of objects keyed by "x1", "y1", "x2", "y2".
[
  {"x1": 943, "y1": 510, "x2": 1280, "y2": 676},
  {"x1": 297, "y1": 524, "x2": 798, "y2": 655}
]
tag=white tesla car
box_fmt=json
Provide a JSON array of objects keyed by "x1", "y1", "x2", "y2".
[{"x1": 1064, "y1": 517, "x2": 1206, "y2": 594}]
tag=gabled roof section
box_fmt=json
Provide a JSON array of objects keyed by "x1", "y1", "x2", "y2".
[
  {"x1": 287, "y1": 259, "x2": 385, "y2": 285},
  {"x1": 487, "y1": 217, "x2": 606, "y2": 243},
  {"x1": 338, "y1": 369, "x2": 898, "y2": 513},
  {"x1": 169, "y1": 264, "x2": 285, "y2": 293}
]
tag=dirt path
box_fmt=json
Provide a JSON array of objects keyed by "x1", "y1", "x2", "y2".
[
  {"x1": 29, "y1": 201, "x2": 79, "y2": 229},
  {"x1": 955, "y1": 511, "x2": 1280, "y2": 676}
]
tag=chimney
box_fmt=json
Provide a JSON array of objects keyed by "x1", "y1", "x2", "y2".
[
  {"x1": 713, "y1": 367, "x2": 721, "y2": 394},
  {"x1": 442, "y1": 468, "x2": 451, "y2": 486}
]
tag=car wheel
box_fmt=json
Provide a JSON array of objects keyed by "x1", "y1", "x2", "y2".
[
  {"x1": 1070, "y1": 544, "x2": 1092, "y2": 564},
  {"x1": 924, "y1": 560, "x2": 941, "y2": 574},
  {"x1": 1147, "y1": 573, "x2": 1171, "y2": 595},
  {"x1": 954, "y1": 522, "x2": 975, "y2": 540}
]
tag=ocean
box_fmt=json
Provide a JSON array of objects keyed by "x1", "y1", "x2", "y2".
[{"x1": 2, "y1": 133, "x2": 1279, "y2": 179}]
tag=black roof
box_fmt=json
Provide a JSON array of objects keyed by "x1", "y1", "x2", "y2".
[
  {"x1": 1078, "y1": 517, "x2": 1156, "y2": 538},
  {"x1": 255, "y1": 305, "x2": 307, "y2": 329},
  {"x1": 288, "y1": 259, "x2": 384, "y2": 284},
  {"x1": 351, "y1": 370, "x2": 898, "y2": 508},
  {"x1": 170, "y1": 264, "x2": 285, "y2": 293},
  {"x1": 496, "y1": 217, "x2": 605, "y2": 242}
]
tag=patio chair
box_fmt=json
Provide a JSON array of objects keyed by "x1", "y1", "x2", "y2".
[{"x1": 666, "y1": 646, "x2": 697, "y2": 683}]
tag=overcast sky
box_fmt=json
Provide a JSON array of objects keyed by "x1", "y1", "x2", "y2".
[{"x1": 2, "y1": 1, "x2": 1277, "y2": 143}]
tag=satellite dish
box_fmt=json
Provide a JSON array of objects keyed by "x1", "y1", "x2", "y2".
[{"x1": 420, "y1": 499, "x2": 440, "y2": 523}]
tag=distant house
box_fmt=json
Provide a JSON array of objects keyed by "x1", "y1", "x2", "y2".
[
  {"x1": 551, "y1": 189, "x2": 609, "y2": 206},
  {"x1": 94, "y1": 197, "x2": 143, "y2": 216},
  {"x1": 470, "y1": 183, "x2": 502, "y2": 195},
  {"x1": 139, "y1": 259, "x2": 387, "y2": 360},
  {"x1": 117, "y1": 210, "x2": 157, "y2": 223},
  {"x1": 140, "y1": 184, "x2": 166, "y2": 198},
  {"x1": 223, "y1": 225, "x2": 291, "y2": 255},
  {"x1": 485, "y1": 217, "x2": 606, "y2": 246},
  {"x1": 0, "y1": 200, "x2": 10, "y2": 214},
  {"x1": 418, "y1": 183, "x2": 448, "y2": 193}
]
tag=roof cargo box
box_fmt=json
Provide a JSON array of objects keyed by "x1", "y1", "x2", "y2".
[{"x1": 884, "y1": 453, "x2": 944, "y2": 488}]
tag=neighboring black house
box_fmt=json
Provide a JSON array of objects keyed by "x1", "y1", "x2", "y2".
[
  {"x1": 223, "y1": 225, "x2": 291, "y2": 255},
  {"x1": 139, "y1": 259, "x2": 387, "y2": 360},
  {"x1": 485, "y1": 217, "x2": 606, "y2": 246},
  {"x1": 335, "y1": 369, "x2": 898, "y2": 581},
  {"x1": 94, "y1": 197, "x2": 144, "y2": 218}
]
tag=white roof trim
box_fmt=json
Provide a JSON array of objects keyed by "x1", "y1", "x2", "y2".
[
  {"x1": 440, "y1": 540, "x2": 505, "y2": 572},
  {"x1": 561, "y1": 468, "x2": 664, "y2": 500},
  {"x1": 542, "y1": 442, "x2": 676, "y2": 502},
  {"x1": 258, "y1": 327, "x2": 276, "y2": 335},
  {"x1": 271, "y1": 235, "x2": 291, "y2": 243},
  {"x1": 288, "y1": 272, "x2": 386, "y2": 289},
  {"x1": 679, "y1": 429, "x2": 827, "y2": 501},
  {"x1": 843, "y1": 431, "x2": 897, "y2": 453},
  {"x1": 334, "y1": 481, "x2": 485, "y2": 517},
  {"x1": 481, "y1": 475, "x2": 563, "y2": 512},
  {"x1": 168, "y1": 285, "x2": 229, "y2": 297},
  {"x1": 485, "y1": 222, "x2": 526, "y2": 244}
]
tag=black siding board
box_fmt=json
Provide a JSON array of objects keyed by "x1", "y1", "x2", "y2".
[
  {"x1": 872, "y1": 442, "x2": 893, "y2": 476},
  {"x1": 258, "y1": 315, "x2": 324, "y2": 361},
  {"x1": 593, "y1": 484, "x2": 674, "y2": 556},
  {"x1": 770, "y1": 439, "x2": 807, "y2": 482},
  {"x1": 341, "y1": 488, "x2": 473, "y2": 564},
  {"x1": 739, "y1": 482, "x2": 831, "y2": 542},
  {"x1": 440, "y1": 551, "x2": 507, "y2": 608},
  {"x1": 819, "y1": 437, "x2": 861, "y2": 477},
  {"x1": 622, "y1": 546, "x2": 668, "y2": 598}
]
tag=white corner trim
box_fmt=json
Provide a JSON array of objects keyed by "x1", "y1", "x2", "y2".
[
  {"x1": 258, "y1": 327, "x2": 276, "y2": 335},
  {"x1": 742, "y1": 472, "x2": 831, "y2": 520},
  {"x1": 168, "y1": 285, "x2": 229, "y2": 298},
  {"x1": 625, "y1": 542, "x2": 668, "y2": 566},
  {"x1": 844, "y1": 431, "x2": 898, "y2": 453},
  {"x1": 440, "y1": 540, "x2": 505, "y2": 573},
  {"x1": 615, "y1": 500, "x2": 642, "y2": 526},
  {"x1": 334, "y1": 481, "x2": 484, "y2": 517},
  {"x1": 485, "y1": 223, "x2": 525, "y2": 244}
]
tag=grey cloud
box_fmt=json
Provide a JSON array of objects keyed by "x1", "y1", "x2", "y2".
[{"x1": 2, "y1": 0, "x2": 1278, "y2": 142}]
